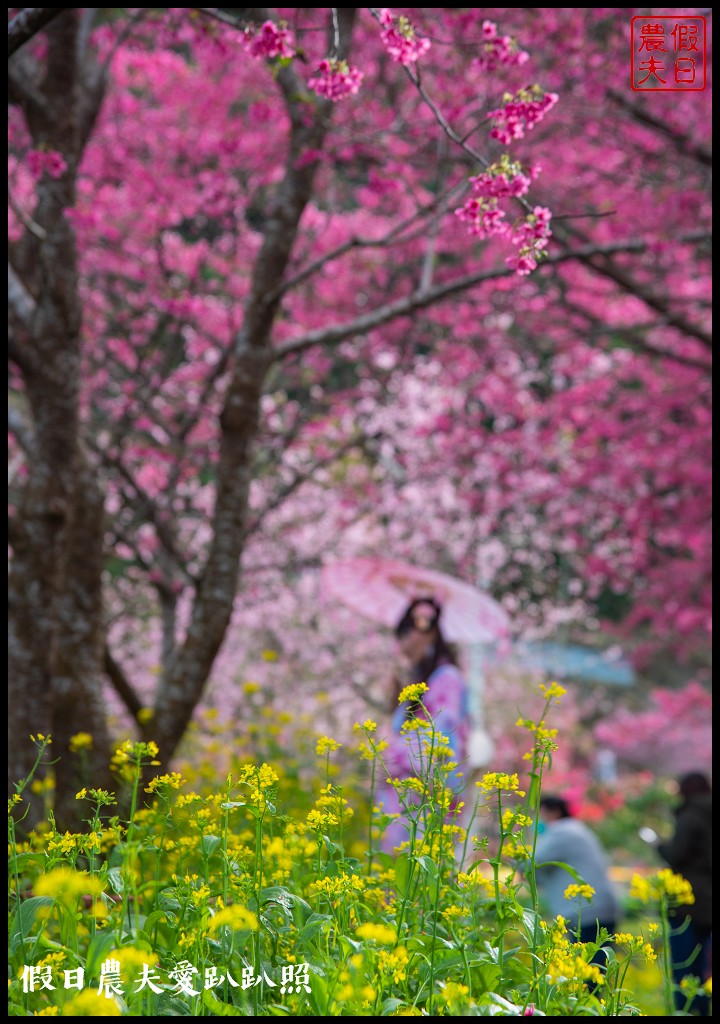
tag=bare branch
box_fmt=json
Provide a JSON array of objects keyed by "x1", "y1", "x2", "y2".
[
  {"x1": 8, "y1": 186, "x2": 47, "y2": 241},
  {"x1": 558, "y1": 297, "x2": 712, "y2": 373},
  {"x1": 104, "y1": 645, "x2": 144, "y2": 720},
  {"x1": 243, "y1": 433, "x2": 374, "y2": 539},
  {"x1": 8, "y1": 8, "x2": 67, "y2": 57},
  {"x1": 577, "y1": 247, "x2": 712, "y2": 351},
  {"x1": 268, "y1": 180, "x2": 467, "y2": 303},
  {"x1": 196, "y1": 8, "x2": 255, "y2": 30},
  {"x1": 8, "y1": 262, "x2": 37, "y2": 327},
  {"x1": 273, "y1": 236, "x2": 700, "y2": 360},
  {"x1": 91, "y1": 441, "x2": 197, "y2": 584},
  {"x1": 608, "y1": 88, "x2": 712, "y2": 168}
]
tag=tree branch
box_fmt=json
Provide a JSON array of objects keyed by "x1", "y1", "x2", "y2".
[
  {"x1": 576, "y1": 247, "x2": 712, "y2": 351},
  {"x1": 8, "y1": 262, "x2": 38, "y2": 329},
  {"x1": 558, "y1": 297, "x2": 712, "y2": 373},
  {"x1": 91, "y1": 441, "x2": 197, "y2": 584},
  {"x1": 608, "y1": 88, "x2": 712, "y2": 168},
  {"x1": 267, "y1": 180, "x2": 467, "y2": 303},
  {"x1": 104, "y1": 645, "x2": 145, "y2": 721},
  {"x1": 273, "y1": 236, "x2": 702, "y2": 360},
  {"x1": 7, "y1": 61, "x2": 47, "y2": 119},
  {"x1": 8, "y1": 8, "x2": 67, "y2": 57},
  {"x1": 243, "y1": 433, "x2": 374, "y2": 539}
]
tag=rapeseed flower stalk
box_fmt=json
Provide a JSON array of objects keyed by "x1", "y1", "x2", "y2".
[{"x1": 629, "y1": 867, "x2": 700, "y2": 1014}]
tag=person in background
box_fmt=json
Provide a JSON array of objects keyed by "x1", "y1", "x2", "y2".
[
  {"x1": 376, "y1": 597, "x2": 470, "y2": 856},
  {"x1": 532, "y1": 795, "x2": 620, "y2": 988},
  {"x1": 657, "y1": 771, "x2": 712, "y2": 1016}
]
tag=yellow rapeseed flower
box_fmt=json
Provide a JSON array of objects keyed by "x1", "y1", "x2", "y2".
[
  {"x1": 313, "y1": 872, "x2": 366, "y2": 900},
  {"x1": 356, "y1": 922, "x2": 397, "y2": 944},
  {"x1": 111, "y1": 946, "x2": 160, "y2": 982},
  {"x1": 34, "y1": 867, "x2": 104, "y2": 905},
  {"x1": 630, "y1": 869, "x2": 695, "y2": 906},
  {"x1": 564, "y1": 883, "x2": 596, "y2": 901},
  {"x1": 457, "y1": 870, "x2": 494, "y2": 895},
  {"x1": 145, "y1": 772, "x2": 186, "y2": 794},
  {"x1": 441, "y1": 905, "x2": 463, "y2": 921},
  {"x1": 440, "y1": 981, "x2": 470, "y2": 1008},
  {"x1": 61, "y1": 990, "x2": 121, "y2": 1015},
  {"x1": 208, "y1": 904, "x2": 259, "y2": 933},
  {"x1": 476, "y1": 772, "x2": 526, "y2": 796},
  {"x1": 69, "y1": 732, "x2": 93, "y2": 753},
  {"x1": 377, "y1": 946, "x2": 410, "y2": 984},
  {"x1": 539, "y1": 681, "x2": 566, "y2": 700},
  {"x1": 316, "y1": 736, "x2": 342, "y2": 755},
  {"x1": 397, "y1": 682, "x2": 428, "y2": 704},
  {"x1": 613, "y1": 933, "x2": 657, "y2": 961}
]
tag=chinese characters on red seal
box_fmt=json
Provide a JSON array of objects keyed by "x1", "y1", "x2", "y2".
[{"x1": 631, "y1": 16, "x2": 706, "y2": 91}]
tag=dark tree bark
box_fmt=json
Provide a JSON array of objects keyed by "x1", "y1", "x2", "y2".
[
  {"x1": 8, "y1": 11, "x2": 111, "y2": 829},
  {"x1": 7, "y1": 8, "x2": 67, "y2": 57}
]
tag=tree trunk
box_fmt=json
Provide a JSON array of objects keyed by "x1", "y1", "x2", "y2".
[{"x1": 8, "y1": 11, "x2": 109, "y2": 828}]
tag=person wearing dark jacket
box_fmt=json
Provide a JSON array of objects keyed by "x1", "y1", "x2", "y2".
[{"x1": 657, "y1": 771, "x2": 712, "y2": 1016}]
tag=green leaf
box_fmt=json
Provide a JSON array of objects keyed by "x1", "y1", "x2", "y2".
[
  {"x1": 85, "y1": 928, "x2": 122, "y2": 977},
  {"x1": 338, "y1": 934, "x2": 363, "y2": 956},
  {"x1": 200, "y1": 834, "x2": 222, "y2": 858},
  {"x1": 9, "y1": 851, "x2": 44, "y2": 871},
  {"x1": 298, "y1": 912, "x2": 333, "y2": 943},
  {"x1": 394, "y1": 852, "x2": 410, "y2": 895},
  {"x1": 107, "y1": 866, "x2": 125, "y2": 894},
  {"x1": 304, "y1": 969, "x2": 329, "y2": 1017},
  {"x1": 9, "y1": 897, "x2": 54, "y2": 955},
  {"x1": 415, "y1": 854, "x2": 439, "y2": 879},
  {"x1": 201, "y1": 990, "x2": 246, "y2": 1015},
  {"x1": 259, "y1": 886, "x2": 311, "y2": 916},
  {"x1": 534, "y1": 858, "x2": 584, "y2": 882}
]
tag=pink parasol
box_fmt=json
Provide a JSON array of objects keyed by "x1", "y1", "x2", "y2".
[{"x1": 320, "y1": 557, "x2": 510, "y2": 645}]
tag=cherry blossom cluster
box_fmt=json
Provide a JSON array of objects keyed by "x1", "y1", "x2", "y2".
[
  {"x1": 27, "y1": 148, "x2": 67, "y2": 180},
  {"x1": 505, "y1": 206, "x2": 553, "y2": 275},
  {"x1": 475, "y1": 20, "x2": 530, "y2": 71},
  {"x1": 455, "y1": 183, "x2": 552, "y2": 276},
  {"x1": 468, "y1": 156, "x2": 540, "y2": 199},
  {"x1": 378, "y1": 8, "x2": 431, "y2": 65},
  {"x1": 308, "y1": 58, "x2": 365, "y2": 102},
  {"x1": 489, "y1": 86, "x2": 559, "y2": 145},
  {"x1": 454, "y1": 197, "x2": 508, "y2": 239},
  {"x1": 243, "y1": 19, "x2": 295, "y2": 60}
]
